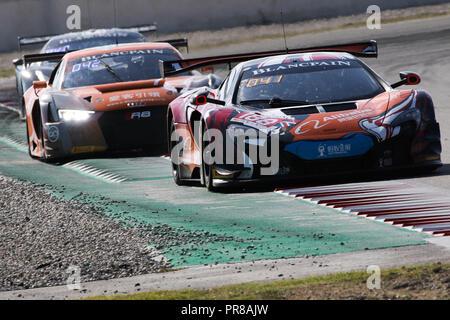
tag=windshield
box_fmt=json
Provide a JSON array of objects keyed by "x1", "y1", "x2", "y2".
[
  {"x1": 43, "y1": 34, "x2": 145, "y2": 53},
  {"x1": 62, "y1": 49, "x2": 181, "y2": 88},
  {"x1": 236, "y1": 59, "x2": 384, "y2": 107}
]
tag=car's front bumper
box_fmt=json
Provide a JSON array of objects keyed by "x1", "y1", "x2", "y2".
[
  {"x1": 42, "y1": 106, "x2": 168, "y2": 159},
  {"x1": 210, "y1": 124, "x2": 442, "y2": 188}
]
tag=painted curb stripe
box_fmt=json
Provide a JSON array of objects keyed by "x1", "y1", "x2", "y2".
[
  {"x1": 0, "y1": 136, "x2": 27, "y2": 152},
  {"x1": 63, "y1": 161, "x2": 129, "y2": 183},
  {"x1": 276, "y1": 182, "x2": 450, "y2": 237}
]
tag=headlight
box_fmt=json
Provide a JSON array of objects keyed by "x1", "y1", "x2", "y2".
[{"x1": 58, "y1": 109, "x2": 94, "y2": 121}]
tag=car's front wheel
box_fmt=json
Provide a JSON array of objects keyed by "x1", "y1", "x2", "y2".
[
  {"x1": 200, "y1": 121, "x2": 217, "y2": 192},
  {"x1": 25, "y1": 118, "x2": 37, "y2": 159},
  {"x1": 169, "y1": 120, "x2": 186, "y2": 186}
]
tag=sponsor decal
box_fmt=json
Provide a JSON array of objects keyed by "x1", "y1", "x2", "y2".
[
  {"x1": 47, "y1": 126, "x2": 60, "y2": 143},
  {"x1": 293, "y1": 109, "x2": 375, "y2": 135},
  {"x1": 294, "y1": 119, "x2": 329, "y2": 135},
  {"x1": 284, "y1": 134, "x2": 374, "y2": 160},
  {"x1": 232, "y1": 113, "x2": 296, "y2": 131},
  {"x1": 81, "y1": 49, "x2": 171, "y2": 62},
  {"x1": 251, "y1": 60, "x2": 352, "y2": 76},
  {"x1": 109, "y1": 91, "x2": 160, "y2": 102},
  {"x1": 322, "y1": 109, "x2": 374, "y2": 122},
  {"x1": 45, "y1": 45, "x2": 71, "y2": 53}
]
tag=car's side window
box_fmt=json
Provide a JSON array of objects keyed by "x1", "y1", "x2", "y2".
[
  {"x1": 218, "y1": 75, "x2": 230, "y2": 100},
  {"x1": 224, "y1": 68, "x2": 239, "y2": 102},
  {"x1": 51, "y1": 61, "x2": 65, "y2": 88}
]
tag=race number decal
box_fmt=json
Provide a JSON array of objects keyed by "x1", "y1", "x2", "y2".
[{"x1": 244, "y1": 75, "x2": 283, "y2": 88}]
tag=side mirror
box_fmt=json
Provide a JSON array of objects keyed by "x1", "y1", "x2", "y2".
[
  {"x1": 13, "y1": 58, "x2": 23, "y2": 66},
  {"x1": 33, "y1": 80, "x2": 47, "y2": 89},
  {"x1": 391, "y1": 71, "x2": 421, "y2": 88},
  {"x1": 190, "y1": 90, "x2": 225, "y2": 106}
]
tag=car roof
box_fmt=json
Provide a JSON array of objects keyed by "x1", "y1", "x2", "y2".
[
  {"x1": 63, "y1": 42, "x2": 179, "y2": 61},
  {"x1": 45, "y1": 28, "x2": 144, "y2": 45},
  {"x1": 238, "y1": 51, "x2": 357, "y2": 70}
]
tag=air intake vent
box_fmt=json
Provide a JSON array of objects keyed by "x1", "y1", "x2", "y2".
[
  {"x1": 322, "y1": 103, "x2": 357, "y2": 113},
  {"x1": 281, "y1": 106, "x2": 319, "y2": 115}
]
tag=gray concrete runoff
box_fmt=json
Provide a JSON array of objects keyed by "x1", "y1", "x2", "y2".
[{"x1": 1, "y1": 239, "x2": 449, "y2": 300}]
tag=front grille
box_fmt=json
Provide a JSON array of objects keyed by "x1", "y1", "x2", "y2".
[{"x1": 98, "y1": 106, "x2": 168, "y2": 150}]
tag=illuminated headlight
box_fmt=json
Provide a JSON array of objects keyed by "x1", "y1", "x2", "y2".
[
  {"x1": 58, "y1": 109, "x2": 94, "y2": 121},
  {"x1": 226, "y1": 124, "x2": 267, "y2": 146}
]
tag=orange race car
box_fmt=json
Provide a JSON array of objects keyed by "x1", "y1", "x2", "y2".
[{"x1": 23, "y1": 42, "x2": 221, "y2": 161}]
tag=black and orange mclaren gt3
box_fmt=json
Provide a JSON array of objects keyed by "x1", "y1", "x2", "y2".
[
  {"x1": 163, "y1": 41, "x2": 442, "y2": 190},
  {"x1": 23, "y1": 42, "x2": 221, "y2": 161}
]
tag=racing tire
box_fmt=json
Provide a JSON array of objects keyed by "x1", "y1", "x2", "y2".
[
  {"x1": 200, "y1": 121, "x2": 217, "y2": 192},
  {"x1": 169, "y1": 120, "x2": 186, "y2": 186},
  {"x1": 19, "y1": 99, "x2": 26, "y2": 121},
  {"x1": 38, "y1": 118, "x2": 58, "y2": 163},
  {"x1": 25, "y1": 117, "x2": 37, "y2": 159}
]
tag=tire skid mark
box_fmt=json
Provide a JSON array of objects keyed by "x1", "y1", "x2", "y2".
[{"x1": 276, "y1": 181, "x2": 450, "y2": 237}]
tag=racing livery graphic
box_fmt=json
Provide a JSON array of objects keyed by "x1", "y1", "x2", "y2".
[
  {"x1": 23, "y1": 42, "x2": 221, "y2": 161},
  {"x1": 163, "y1": 41, "x2": 442, "y2": 190}
]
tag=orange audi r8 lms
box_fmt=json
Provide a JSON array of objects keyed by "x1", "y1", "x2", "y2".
[
  {"x1": 13, "y1": 26, "x2": 159, "y2": 119},
  {"x1": 23, "y1": 42, "x2": 221, "y2": 161}
]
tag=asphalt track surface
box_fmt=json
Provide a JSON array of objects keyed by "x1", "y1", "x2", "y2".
[{"x1": 1, "y1": 15, "x2": 450, "y2": 298}]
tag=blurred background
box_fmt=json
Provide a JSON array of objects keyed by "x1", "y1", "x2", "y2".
[{"x1": 1, "y1": 0, "x2": 449, "y2": 52}]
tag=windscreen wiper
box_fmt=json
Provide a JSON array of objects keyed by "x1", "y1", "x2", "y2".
[{"x1": 97, "y1": 58, "x2": 123, "y2": 82}]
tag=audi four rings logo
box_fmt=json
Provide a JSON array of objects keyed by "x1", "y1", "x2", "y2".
[{"x1": 47, "y1": 126, "x2": 60, "y2": 143}]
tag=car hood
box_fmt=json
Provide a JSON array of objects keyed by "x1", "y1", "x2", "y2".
[
  {"x1": 53, "y1": 75, "x2": 216, "y2": 112},
  {"x1": 223, "y1": 90, "x2": 414, "y2": 142}
]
